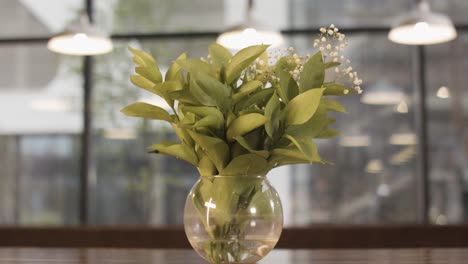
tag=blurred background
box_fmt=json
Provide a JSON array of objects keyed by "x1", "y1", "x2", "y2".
[{"x1": 0, "y1": 0, "x2": 467, "y2": 227}]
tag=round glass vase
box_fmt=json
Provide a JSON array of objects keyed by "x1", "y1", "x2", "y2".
[{"x1": 184, "y1": 175, "x2": 283, "y2": 264}]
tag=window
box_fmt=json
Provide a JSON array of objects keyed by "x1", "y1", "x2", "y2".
[{"x1": 0, "y1": 0, "x2": 467, "y2": 226}]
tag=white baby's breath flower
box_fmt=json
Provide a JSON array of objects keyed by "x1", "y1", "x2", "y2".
[{"x1": 312, "y1": 24, "x2": 363, "y2": 94}]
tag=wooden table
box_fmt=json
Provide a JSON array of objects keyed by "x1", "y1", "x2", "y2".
[{"x1": 0, "y1": 248, "x2": 467, "y2": 263}]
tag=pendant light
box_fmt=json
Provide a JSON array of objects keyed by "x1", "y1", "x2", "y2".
[
  {"x1": 216, "y1": 0, "x2": 284, "y2": 50},
  {"x1": 48, "y1": 13, "x2": 113, "y2": 56},
  {"x1": 436, "y1": 86, "x2": 450, "y2": 98},
  {"x1": 388, "y1": 0, "x2": 457, "y2": 45},
  {"x1": 361, "y1": 80, "x2": 405, "y2": 105}
]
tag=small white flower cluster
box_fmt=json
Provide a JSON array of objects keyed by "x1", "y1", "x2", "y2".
[
  {"x1": 285, "y1": 47, "x2": 305, "y2": 83},
  {"x1": 202, "y1": 25, "x2": 362, "y2": 95},
  {"x1": 314, "y1": 24, "x2": 362, "y2": 94},
  {"x1": 242, "y1": 51, "x2": 282, "y2": 84},
  {"x1": 241, "y1": 57, "x2": 266, "y2": 81}
]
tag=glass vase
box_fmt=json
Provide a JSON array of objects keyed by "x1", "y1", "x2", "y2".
[{"x1": 184, "y1": 175, "x2": 283, "y2": 264}]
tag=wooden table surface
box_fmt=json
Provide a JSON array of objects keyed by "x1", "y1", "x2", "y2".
[{"x1": 0, "y1": 248, "x2": 467, "y2": 264}]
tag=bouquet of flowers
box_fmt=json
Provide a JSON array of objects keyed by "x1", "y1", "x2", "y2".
[
  {"x1": 122, "y1": 25, "x2": 362, "y2": 263},
  {"x1": 122, "y1": 25, "x2": 362, "y2": 176}
]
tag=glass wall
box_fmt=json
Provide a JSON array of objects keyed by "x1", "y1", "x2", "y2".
[
  {"x1": 0, "y1": 43, "x2": 82, "y2": 225},
  {"x1": 425, "y1": 34, "x2": 468, "y2": 223},
  {"x1": 0, "y1": 0, "x2": 466, "y2": 226}
]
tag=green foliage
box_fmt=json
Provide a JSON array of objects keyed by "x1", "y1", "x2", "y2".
[
  {"x1": 225, "y1": 45, "x2": 268, "y2": 84},
  {"x1": 299, "y1": 52, "x2": 324, "y2": 92},
  {"x1": 122, "y1": 44, "x2": 356, "y2": 176}
]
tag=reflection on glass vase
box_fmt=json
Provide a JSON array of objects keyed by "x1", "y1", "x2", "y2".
[{"x1": 184, "y1": 175, "x2": 283, "y2": 264}]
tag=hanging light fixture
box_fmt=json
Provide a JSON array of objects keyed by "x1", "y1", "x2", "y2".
[
  {"x1": 48, "y1": 13, "x2": 113, "y2": 56},
  {"x1": 365, "y1": 159, "x2": 384, "y2": 174},
  {"x1": 395, "y1": 100, "x2": 409, "y2": 113},
  {"x1": 388, "y1": 0, "x2": 457, "y2": 45},
  {"x1": 361, "y1": 80, "x2": 405, "y2": 105},
  {"x1": 216, "y1": 0, "x2": 284, "y2": 50},
  {"x1": 389, "y1": 132, "x2": 418, "y2": 145},
  {"x1": 436, "y1": 86, "x2": 450, "y2": 98}
]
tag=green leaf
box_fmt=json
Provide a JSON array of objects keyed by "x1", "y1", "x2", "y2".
[
  {"x1": 121, "y1": 102, "x2": 172, "y2": 122},
  {"x1": 316, "y1": 127, "x2": 339, "y2": 139},
  {"x1": 220, "y1": 154, "x2": 269, "y2": 176},
  {"x1": 135, "y1": 67, "x2": 161, "y2": 84},
  {"x1": 322, "y1": 82, "x2": 353, "y2": 96},
  {"x1": 323, "y1": 98, "x2": 347, "y2": 113},
  {"x1": 234, "y1": 136, "x2": 269, "y2": 159},
  {"x1": 256, "y1": 51, "x2": 269, "y2": 71},
  {"x1": 226, "y1": 111, "x2": 236, "y2": 128},
  {"x1": 153, "y1": 81, "x2": 184, "y2": 108},
  {"x1": 194, "y1": 72, "x2": 230, "y2": 113},
  {"x1": 226, "y1": 113, "x2": 268, "y2": 141},
  {"x1": 284, "y1": 135, "x2": 322, "y2": 163},
  {"x1": 238, "y1": 108, "x2": 264, "y2": 116},
  {"x1": 181, "y1": 112, "x2": 196, "y2": 125},
  {"x1": 284, "y1": 88, "x2": 325, "y2": 125},
  {"x1": 269, "y1": 147, "x2": 310, "y2": 167},
  {"x1": 264, "y1": 92, "x2": 280, "y2": 138},
  {"x1": 286, "y1": 103, "x2": 328, "y2": 138},
  {"x1": 154, "y1": 81, "x2": 183, "y2": 94},
  {"x1": 165, "y1": 53, "x2": 186, "y2": 82},
  {"x1": 208, "y1": 43, "x2": 232, "y2": 68},
  {"x1": 231, "y1": 141, "x2": 249, "y2": 158},
  {"x1": 130, "y1": 75, "x2": 155, "y2": 92},
  {"x1": 226, "y1": 45, "x2": 269, "y2": 84},
  {"x1": 232, "y1": 80, "x2": 263, "y2": 103},
  {"x1": 129, "y1": 47, "x2": 162, "y2": 83},
  {"x1": 197, "y1": 154, "x2": 217, "y2": 176},
  {"x1": 129, "y1": 47, "x2": 156, "y2": 66},
  {"x1": 177, "y1": 58, "x2": 217, "y2": 77},
  {"x1": 194, "y1": 115, "x2": 224, "y2": 132},
  {"x1": 181, "y1": 106, "x2": 224, "y2": 121},
  {"x1": 324, "y1": 61, "x2": 341, "y2": 69},
  {"x1": 132, "y1": 56, "x2": 145, "y2": 67},
  {"x1": 188, "y1": 131, "x2": 229, "y2": 172},
  {"x1": 170, "y1": 89, "x2": 201, "y2": 105},
  {"x1": 149, "y1": 142, "x2": 198, "y2": 166},
  {"x1": 299, "y1": 51, "x2": 325, "y2": 92},
  {"x1": 269, "y1": 141, "x2": 324, "y2": 167},
  {"x1": 236, "y1": 88, "x2": 274, "y2": 110},
  {"x1": 274, "y1": 56, "x2": 298, "y2": 103},
  {"x1": 189, "y1": 77, "x2": 217, "y2": 107},
  {"x1": 171, "y1": 123, "x2": 194, "y2": 146}
]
